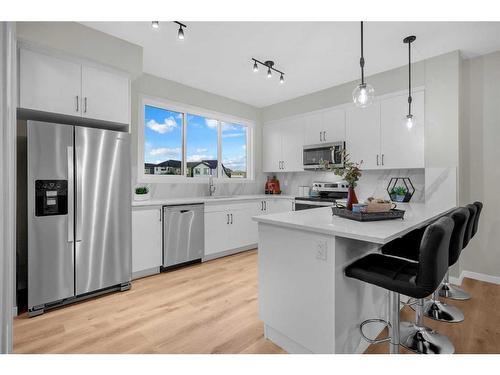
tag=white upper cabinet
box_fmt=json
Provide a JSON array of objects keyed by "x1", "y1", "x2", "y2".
[
  {"x1": 380, "y1": 90, "x2": 424, "y2": 169},
  {"x1": 20, "y1": 49, "x2": 82, "y2": 117},
  {"x1": 304, "y1": 112, "x2": 324, "y2": 145},
  {"x1": 346, "y1": 103, "x2": 381, "y2": 169},
  {"x1": 81, "y1": 65, "x2": 130, "y2": 124},
  {"x1": 304, "y1": 108, "x2": 346, "y2": 146},
  {"x1": 322, "y1": 108, "x2": 346, "y2": 143},
  {"x1": 263, "y1": 121, "x2": 283, "y2": 172},
  {"x1": 281, "y1": 117, "x2": 304, "y2": 172},
  {"x1": 263, "y1": 118, "x2": 304, "y2": 173},
  {"x1": 19, "y1": 48, "x2": 130, "y2": 125},
  {"x1": 346, "y1": 90, "x2": 425, "y2": 170}
]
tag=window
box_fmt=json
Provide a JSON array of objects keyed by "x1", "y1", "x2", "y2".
[
  {"x1": 221, "y1": 122, "x2": 247, "y2": 179},
  {"x1": 144, "y1": 105, "x2": 183, "y2": 176},
  {"x1": 140, "y1": 98, "x2": 253, "y2": 182},
  {"x1": 186, "y1": 114, "x2": 219, "y2": 178}
]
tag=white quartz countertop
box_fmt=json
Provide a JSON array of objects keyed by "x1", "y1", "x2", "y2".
[
  {"x1": 132, "y1": 194, "x2": 295, "y2": 207},
  {"x1": 253, "y1": 202, "x2": 456, "y2": 244}
]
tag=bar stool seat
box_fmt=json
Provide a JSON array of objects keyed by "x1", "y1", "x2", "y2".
[{"x1": 345, "y1": 217, "x2": 455, "y2": 354}]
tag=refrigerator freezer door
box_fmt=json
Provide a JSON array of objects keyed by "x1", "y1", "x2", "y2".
[
  {"x1": 75, "y1": 127, "x2": 132, "y2": 295},
  {"x1": 28, "y1": 121, "x2": 75, "y2": 309}
]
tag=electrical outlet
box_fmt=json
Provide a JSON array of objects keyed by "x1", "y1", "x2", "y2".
[{"x1": 315, "y1": 240, "x2": 328, "y2": 261}]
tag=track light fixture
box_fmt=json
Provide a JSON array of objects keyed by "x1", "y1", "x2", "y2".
[
  {"x1": 174, "y1": 21, "x2": 186, "y2": 40},
  {"x1": 251, "y1": 59, "x2": 285, "y2": 85},
  {"x1": 352, "y1": 21, "x2": 375, "y2": 107},
  {"x1": 151, "y1": 21, "x2": 159, "y2": 29},
  {"x1": 404, "y1": 35, "x2": 416, "y2": 129}
]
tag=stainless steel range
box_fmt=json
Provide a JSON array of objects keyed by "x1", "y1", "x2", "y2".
[{"x1": 295, "y1": 181, "x2": 349, "y2": 211}]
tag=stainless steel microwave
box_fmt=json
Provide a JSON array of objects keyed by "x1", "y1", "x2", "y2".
[{"x1": 303, "y1": 141, "x2": 345, "y2": 170}]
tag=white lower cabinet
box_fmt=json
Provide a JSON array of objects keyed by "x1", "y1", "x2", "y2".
[
  {"x1": 132, "y1": 206, "x2": 163, "y2": 278},
  {"x1": 204, "y1": 199, "x2": 294, "y2": 260}
]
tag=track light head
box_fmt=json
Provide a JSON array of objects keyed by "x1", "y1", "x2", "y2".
[
  {"x1": 151, "y1": 21, "x2": 159, "y2": 29},
  {"x1": 177, "y1": 25, "x2": 185, "y2": 40},
  {"x1": 267, "y1": 68, "x2": 272, "y2": 78},
  {"x1": 253, "y1": 61, "x2": 259, "y2": 72},
  {"x1": 280, "y1": 74, "x2": 284, "y2": 84}
]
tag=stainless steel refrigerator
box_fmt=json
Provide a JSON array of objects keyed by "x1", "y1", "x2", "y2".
[{"x1": 27, "y1": 120, "x2": 131, "y2": 316}]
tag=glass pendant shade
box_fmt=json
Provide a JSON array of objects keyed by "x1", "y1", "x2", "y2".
[
  {"x1": 352, "y1": 83, "x2": 375, "y2": 108},
  {"x1": 405, "y1": 114, "x2": 415, "y2": 129}
]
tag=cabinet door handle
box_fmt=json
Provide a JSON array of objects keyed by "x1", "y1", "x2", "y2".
[
  {"x1": 230, "y1": 213, "x2": 233, "y2": 224},
  {"x1": 323, "y1": 131, "x2": 327, "y2": 141},
  {"x1": 76, "y1": 95, "x2": 79, "y2": 112},
  {"x1": 320, "y1": 131, "x2": 323, "y2": 142},
  {"x1": 84, "y1": 97, "x2": 88, "y2": 113},
  {"x1": 282, "y1": 161, "x2": 285, "y2": 171},
  {"x1": 381, "y1": 154, "x2": 385, "y2": 166},
  {"x1": 264, "y1": 201, "x2": 267, "y2": 211},
  {"x1": 227, "y1": 214, "x2": 230, "y2": 224},
  {"x1": 376, "y1": 154, "x2": 379, "y2": 166}
]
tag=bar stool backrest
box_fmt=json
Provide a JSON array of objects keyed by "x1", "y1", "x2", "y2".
[
  {"x1": 416, "y1": 217, "x2": 454, "y2": 295},
  {"x1": 472, "y1": 201, "x2": 483, "y2": 238},
  {"x1": 463, "y1": 204, "x2": 478, "y2": 248},
  {"x1": 447, "y1": 208, "x2": 470, "y2": 266}
]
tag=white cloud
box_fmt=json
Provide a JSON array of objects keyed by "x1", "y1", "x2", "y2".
[
  {"x1": 242, "y1": 145, "x2": 246, "y2": 150},
  {"x1": 195, "y1": 148, "x2": 208, "y2": 153},
  {"x1": 222, "y1": 155, "x2": 247, "y2": 170},
  {"x1": 205, "y1": 118, "x2": 219, "y2": 129},
  {"x1": 150, "y1": 147, "x2": 181, "y2": 157},
  {"x1": 187, "y1": 154, "x2": 214, "y2": 162},
  {"x1": 147, "y1": 117, "x2": 178, "y2": 134}
]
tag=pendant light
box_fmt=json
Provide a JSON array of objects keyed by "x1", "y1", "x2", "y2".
[
  {"x1": 352, "y1": 21, "x2": 375, "y2": 108},
  {"x1": 404, "y1": 35, "x2": 416, "y2": 129}
]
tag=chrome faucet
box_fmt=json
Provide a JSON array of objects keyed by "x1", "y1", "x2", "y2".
[{"x1": 208, "y1": 175, "x2": 216, "y2": 196}]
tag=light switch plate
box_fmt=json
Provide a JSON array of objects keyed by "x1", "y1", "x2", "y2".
[{"x1": 315, "y1": 240, "x2": 328, "y2": 261}]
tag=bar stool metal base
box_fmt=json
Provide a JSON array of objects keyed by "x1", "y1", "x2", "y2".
[
  {"x1": 411, "y1": 290, "x2": 465, "y2": 323},
  {"x1": 422, "y1": 299, "x2": 464, "y2": 323},
  {"x1": 399, "y1": 322, "x2": 455, "y2": 354},
  {"x1": 438, "y1": 282, "x2": 471, "y2": 300}
]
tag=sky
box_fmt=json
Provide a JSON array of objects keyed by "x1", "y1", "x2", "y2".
[{"x1": 144, "y1": 105, "x2": 247, "y2": 173}]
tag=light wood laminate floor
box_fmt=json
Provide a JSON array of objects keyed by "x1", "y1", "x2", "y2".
[{"x1": 14, "y1": 250, "x2": 500, "y2": 354}]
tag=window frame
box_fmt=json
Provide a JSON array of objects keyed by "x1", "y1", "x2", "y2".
[{"x1": 138, "y1": 95, "x2": 254, "y2": 184}]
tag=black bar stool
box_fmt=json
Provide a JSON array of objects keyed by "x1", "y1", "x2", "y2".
[
  {"x1": 381, "y1": 208, "x2": 469, "y2": 323},
  {"x1": 345, "y1": 217, "x2": 454, "y2": 354},
  {"x1": 439, "y1": 203, "x2": 478, "y2": 300}
]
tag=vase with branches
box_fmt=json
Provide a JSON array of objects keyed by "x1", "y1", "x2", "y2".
[{"x1": 320, "y1": 152, "x2": 363, "y2": 210}]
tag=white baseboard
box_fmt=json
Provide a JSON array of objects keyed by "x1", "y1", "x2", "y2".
[{"x1": 457, "y1": 270, "x2": 500, "y2": 286}]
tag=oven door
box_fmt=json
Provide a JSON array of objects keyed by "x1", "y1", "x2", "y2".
[{"x1": 303, "y1": 142, "x2": 345, "y2": 170}]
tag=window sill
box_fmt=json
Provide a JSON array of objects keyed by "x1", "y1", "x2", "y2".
[{"x1": 137, "y1": 175, "x2": 255, "y2": 184}]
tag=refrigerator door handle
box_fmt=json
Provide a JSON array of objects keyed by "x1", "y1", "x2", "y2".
[
  {"x1": 75, "y1": 146, "x2": 83, "y2": 243},
  {"x1": 67, "y1": 146, "x2": 74, "y2": 243}
]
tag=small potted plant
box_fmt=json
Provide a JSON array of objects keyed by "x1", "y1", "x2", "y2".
[
  {"x1": 389, "y1": 186, "x2": 408, "y2": 202},
  {"x1": 321, "y1": 152, "x2": 363, "y2": 211},
  {"x1": 134, "y1": 185, "x2": 150, "y2": 201}
]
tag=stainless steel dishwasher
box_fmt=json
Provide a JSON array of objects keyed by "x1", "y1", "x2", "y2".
[{"x1": 163, "y1": 204, "x2": 204, "y2": 268}]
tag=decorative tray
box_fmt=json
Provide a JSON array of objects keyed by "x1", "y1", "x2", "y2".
[{"x1": 331, "y1": 206, "x2": 405, "y2": 222}]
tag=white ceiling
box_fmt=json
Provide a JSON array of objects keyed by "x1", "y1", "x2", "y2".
[{"x1": 82, "y1": 22, "x2": 500, "y2": 108}]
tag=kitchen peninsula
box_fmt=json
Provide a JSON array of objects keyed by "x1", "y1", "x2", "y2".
[{"x1": 253, "y1": 202, "x2": 455, "y2": 354}]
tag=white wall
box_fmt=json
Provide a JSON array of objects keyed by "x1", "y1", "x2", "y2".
[
  {"x1": 16, "y1": 22, "x2": 143, "y2": 76},
  {"x1": 459, "y1": 50, "x2": 500, "y2": 279}
]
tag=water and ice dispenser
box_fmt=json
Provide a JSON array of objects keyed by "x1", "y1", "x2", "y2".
[{"x1": 35, "y1": 180, "x2": 68, "y2": 216}]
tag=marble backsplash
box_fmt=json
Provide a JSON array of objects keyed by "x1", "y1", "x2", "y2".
[{"x1": 272, "y1": 169, "x2": 425, "y2": 202}]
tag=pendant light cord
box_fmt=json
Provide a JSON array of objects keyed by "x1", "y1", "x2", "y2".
[
  {"x1": 360, "y1": 21, "x2": 365, "y2": 85},
  {"x1": 408, "y1": 39, "x2": 412, "y2": 116}
]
